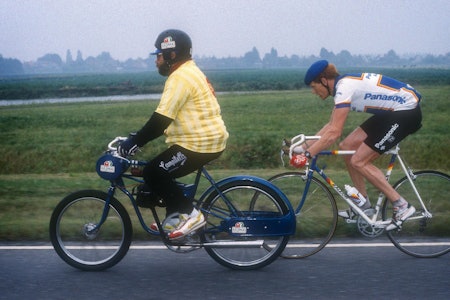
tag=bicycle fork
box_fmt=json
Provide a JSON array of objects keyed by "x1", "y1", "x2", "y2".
[{"x1": 82, "y1": 185, "x2": 117, "y2": 239}]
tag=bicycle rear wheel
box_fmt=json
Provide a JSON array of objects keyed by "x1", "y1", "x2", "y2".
[
  {"x1": 49, "y1": 190, "x2": 132, "y2": 271},
  {"x1": 269, "y1": 172, "x2": 337, "y2": 258},
  {"x1": 383, "y1": 171, "x2": 450, "y2": 258},
  {"x1": 201, "y1": 180, "x2": 291, "y2": 270}
]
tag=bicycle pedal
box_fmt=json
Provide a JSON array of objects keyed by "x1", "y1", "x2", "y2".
[
  {"x1": 167, "y1": 228, "x2": 202, "y2": 243},
  {"x1": 386, "y1": 220, "x2": 403, "y2": 231},
  {"x1": 168, "y1": 237, "x2": 188, "y2": 246}
]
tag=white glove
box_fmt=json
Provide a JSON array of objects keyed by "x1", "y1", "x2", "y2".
[{"x1": 292, "y1": 145, "x2": 306, "y2": 154}]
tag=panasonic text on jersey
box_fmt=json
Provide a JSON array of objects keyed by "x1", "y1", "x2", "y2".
[{"x1": 364, "y1": 93, "x2": 406, "y2": 104}]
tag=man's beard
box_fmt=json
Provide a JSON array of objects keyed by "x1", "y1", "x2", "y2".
[{"x1": 157, "y1": 62, "x2": 170, "y2": 76}]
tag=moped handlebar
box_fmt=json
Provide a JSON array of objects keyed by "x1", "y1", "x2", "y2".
[{"x1": 107, "y1": 136, "x2": 128, "y2": 152}]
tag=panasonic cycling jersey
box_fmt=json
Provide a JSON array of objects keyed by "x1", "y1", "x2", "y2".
[{"x1": 334, "y1": 73, "x2": 421, "y2": 113}]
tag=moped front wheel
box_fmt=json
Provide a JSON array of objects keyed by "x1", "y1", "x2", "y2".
[{"x1": 49, "y1": 190, "x2": 132, "y2": 271}]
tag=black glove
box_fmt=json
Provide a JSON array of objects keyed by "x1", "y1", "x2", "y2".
[{"x1": 117, "y1": 138, "x2": 139, "y2": 157}]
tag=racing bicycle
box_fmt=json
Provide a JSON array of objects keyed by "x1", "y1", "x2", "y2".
[
  {"x1": 268, "y1": 134, "x2": 449, "y2": 259},
  {"x1": 49, "y1": 137, "x2": 296, "y2": 271}
]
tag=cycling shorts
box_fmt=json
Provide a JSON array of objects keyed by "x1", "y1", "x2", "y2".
[{"x1": 360, "y1": 105, "x2": 422, "y2": 154}]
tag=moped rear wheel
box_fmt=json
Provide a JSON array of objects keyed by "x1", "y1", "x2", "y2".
[{"x1": 201, "y1": 180, "x2": 291, "y2": 270}]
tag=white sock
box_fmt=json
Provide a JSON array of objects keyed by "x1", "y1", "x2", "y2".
[
  {"x1": 190, "y1": 208, "x2": 199, "y2": 217},
  {"x1": 393, "y1": 198, "x2": 408, "y2": 210}
]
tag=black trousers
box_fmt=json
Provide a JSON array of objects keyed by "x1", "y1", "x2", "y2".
[{"x1": 143, "y1": 144, "x2": 223, "y2": 215}]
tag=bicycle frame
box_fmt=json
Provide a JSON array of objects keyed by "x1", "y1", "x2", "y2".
[
  {"x1": 91, "y1": 137, "x2": 295, "y2": 246},
  {"x1": 288, "y1": 134, "x2": 431, "y2": 229},
  {"x1": 100, "y1": 166, "x2": 295, "y2": 240},
  {"x1": 50, "y1": 137, "x2": 298, "y2": 271}
]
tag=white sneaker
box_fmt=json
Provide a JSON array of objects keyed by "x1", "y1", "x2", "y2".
[
  {"x1": 150, "y1": 217, "x2": 180, "y2": 232},
  {"x1": 168, "y1": 208, "x2": 206, "y2": 240},
  {"x1": 386, "y1": 204, "x2": 416, "y2": 231}
]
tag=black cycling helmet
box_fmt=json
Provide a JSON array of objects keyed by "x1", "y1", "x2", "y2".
[
  {"x1": 151, "y1": 29, "x2": 192, "y2": 62},
  {"x1": 304, "y1": 60, "x2": 329, "y2": 85}
]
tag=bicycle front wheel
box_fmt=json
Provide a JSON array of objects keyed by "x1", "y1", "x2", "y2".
[
  {"x1": 269, "y1": 172, "x2": 337, "y2": 258},
  {"x1": 201, "y1": 180, "x2": 291, "y2": 270},
  {"x1": 49, "y1": 190, "x2": 133, "y2": 271},
  {"x1": 383, "y1": 171, "x2": 450, "y2": 258}
]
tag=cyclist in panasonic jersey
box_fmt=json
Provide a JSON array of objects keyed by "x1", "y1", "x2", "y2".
[
  {"x1": 118, "y1": 29, "x2": 228, "y2": 240},
  {"x1": 298, "y1": 60, "x2": 422, "y2": 231}
]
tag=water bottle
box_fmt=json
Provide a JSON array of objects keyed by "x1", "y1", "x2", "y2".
[{"x1": 344, "y1": 185, "x2": 367, "y2": 207}]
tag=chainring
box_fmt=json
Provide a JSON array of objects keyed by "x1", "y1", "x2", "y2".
[{"x1": 357, "y1": 208, "x2": 384, "y2": 238}]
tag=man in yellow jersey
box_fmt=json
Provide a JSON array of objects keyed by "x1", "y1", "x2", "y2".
[{"x1": 118, "y1": 29, "x2": 229, "y2": 240}]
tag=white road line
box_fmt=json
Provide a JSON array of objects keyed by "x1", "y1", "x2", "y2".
[
  {"x1": 1, "y1": 242, "x2": 449, "y2": 250},
  {"x1": 0, "y1": 245, "x2": 167, "y2": 250}
]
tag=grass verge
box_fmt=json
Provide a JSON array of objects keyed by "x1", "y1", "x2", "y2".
[{"x1": 2, "y1": 166, "x2": 443, "y2": 241}]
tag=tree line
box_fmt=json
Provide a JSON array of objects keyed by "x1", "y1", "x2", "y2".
[{"x1": 1, "y1": 47, "x2": 450, "y2": 76}]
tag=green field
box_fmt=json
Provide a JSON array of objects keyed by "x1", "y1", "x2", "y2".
[
  {"x1": 2, "y1": 67, "x2": 450, "y2": 100},
  {"x1": 0, "y1": 85, "x2": 449, "y2": 241}
]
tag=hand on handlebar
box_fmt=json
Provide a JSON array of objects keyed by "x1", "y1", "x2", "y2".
[
  {"x1": 117, "y1": 138, "x2": 139, "y2": 157},
  {"x1": 280, "y1": 134, "x2": 320, "y2": 167},
  {"x1": 290, "y1": 153, "x2": 308, "y2": 168},
  {"x1": 282, "y1": 138, "x2": 305, "y2": 155}
]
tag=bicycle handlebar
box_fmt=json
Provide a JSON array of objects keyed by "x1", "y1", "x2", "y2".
[
  {"x1": 288, "y1": 134, "x2": 321, "y2": 159},
  {"x1": 107, "y1": 136, "x2": 128, "y2": 153}
]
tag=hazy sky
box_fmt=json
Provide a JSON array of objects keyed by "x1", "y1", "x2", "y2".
[{"x1": 1, "y1": 0, "x2": 449, "y2": 62}]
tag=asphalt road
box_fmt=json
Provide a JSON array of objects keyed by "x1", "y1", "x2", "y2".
[{"x1": 1, "y1": 240, "x2": 448, "y2": 300}]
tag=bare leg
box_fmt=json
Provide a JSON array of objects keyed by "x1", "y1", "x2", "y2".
[
  {"x1": 341, "y1": 128, "x2": 415, "y2": 229},
  {"x1": 349, "y1": 143, "x2": 401, "y2": 203},
  {"x1": 339, "y1": 128, "x2": 369, "y2": 198}
]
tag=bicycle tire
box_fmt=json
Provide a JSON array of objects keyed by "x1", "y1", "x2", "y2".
[
  {"x1": 49, "y1": 190, "x2": 133, "y2": 271},
  {"x1": 201, "y1": 180, "x2": 290, "y2": 270},
  {"x1": 382, "y1": 171, "x2": 450, "y2": 258},
  {"x1": 269, "y1": 172, "x2": 338, "y2": 258}
]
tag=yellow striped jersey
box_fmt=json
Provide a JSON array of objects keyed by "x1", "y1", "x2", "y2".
[{"x1": 155, "y1": 60, "x2": 229, "y2": 153}]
